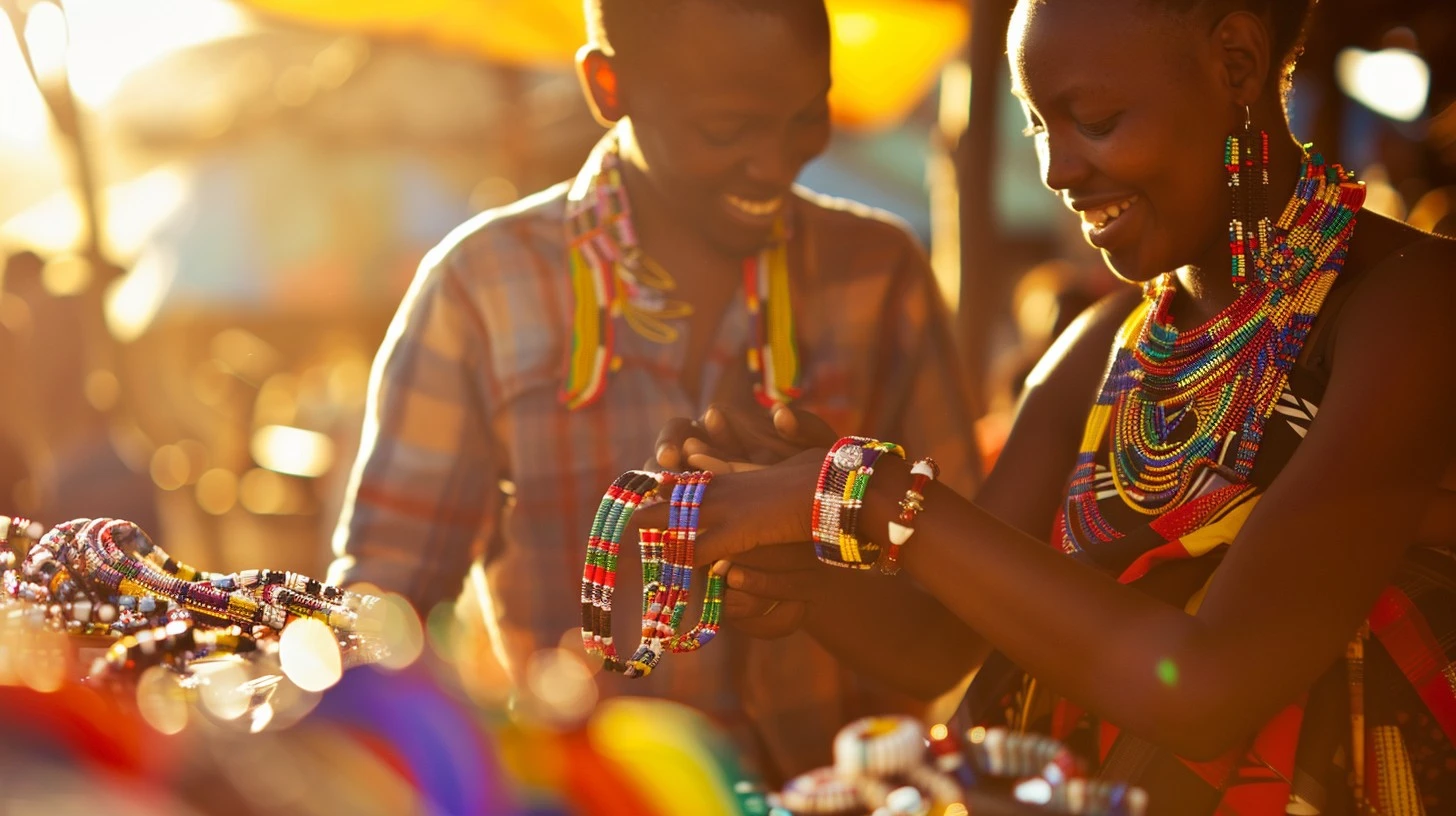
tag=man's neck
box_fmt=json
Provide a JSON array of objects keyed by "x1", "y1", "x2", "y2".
[{"x1": 616, "y1": 145, "x2": 744, "y2": 304}]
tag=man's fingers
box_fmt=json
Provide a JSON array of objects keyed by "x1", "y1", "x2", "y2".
[
  {"x1": 685, "y1": 452, "x2": 766, "y2": 474},
  {"x1": 654, "y1": 417, "x2": 704, "y2": 469},
  {"x1": 772, "y1": 404, "x2": 839, "y2": 447}
]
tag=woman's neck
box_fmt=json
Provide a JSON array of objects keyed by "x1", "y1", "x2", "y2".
[{"x1": 1168, "y1": 117, "x2": 1307, "y2": 327}]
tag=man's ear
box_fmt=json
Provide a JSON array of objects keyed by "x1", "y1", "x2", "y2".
[
  {"x1": 1210, "y1": 10, "x2": 1273, "y2": 107},
  {"x1": 576, "y1": 45, "x2": 624, "y2": 126}
]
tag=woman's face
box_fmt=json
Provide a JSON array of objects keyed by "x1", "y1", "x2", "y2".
[{"x1": 1009, "y1": 0, "x2": 1240, "y2": 283}]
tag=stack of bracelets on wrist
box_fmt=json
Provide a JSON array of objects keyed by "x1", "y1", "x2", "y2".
[
  {"x1": 581, "y1": 469, "x2": 723, "y2": 677},
  {"x1": 1, "y1": 514, "x2": 385, "y2": 681},
  {"x1": 813, "y1": 437, "x2": 924, "y2": 570}
]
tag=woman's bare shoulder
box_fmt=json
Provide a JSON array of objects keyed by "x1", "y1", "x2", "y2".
[{"x1": 1023, "y1": 284, "x2": 1142, "y2": 398}]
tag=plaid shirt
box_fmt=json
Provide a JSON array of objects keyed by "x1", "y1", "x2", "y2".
[{"x1": 330, "y1": 138, "x2": 980, "y2": 779}]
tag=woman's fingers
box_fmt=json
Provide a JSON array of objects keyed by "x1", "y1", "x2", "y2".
[
  {"x1": 722, "y1": 592, "x2": 807, "y2": 639},
  {"x1": 724, "y1": 564, "x2": 826, "y2": 603}
]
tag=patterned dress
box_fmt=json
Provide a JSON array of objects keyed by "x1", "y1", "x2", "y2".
[{"x1": 961, "y1": 269, "x2": 1456, "y2": 815}]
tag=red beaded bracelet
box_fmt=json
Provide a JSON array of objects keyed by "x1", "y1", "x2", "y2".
[{"x1": 880, "y1": 457, "x2": 938, "y2": 576}]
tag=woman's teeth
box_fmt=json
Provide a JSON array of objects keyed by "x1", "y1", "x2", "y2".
[{"x1": 1084, "y1": 196, "x2": 1138, "y2": 229}]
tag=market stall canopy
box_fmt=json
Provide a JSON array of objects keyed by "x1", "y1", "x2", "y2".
[{"x1": 237, "y1": 0, "x2": 969, "y2": 130}]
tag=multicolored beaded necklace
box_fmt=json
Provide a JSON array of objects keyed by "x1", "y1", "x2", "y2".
[
  {"x1": 560, "y1": 133, "x2": 802, "y2": 410},
  {"x1": 2, "y1": 515, "x2": 382, "y2": 679},
  {"x1": 1063, "y1": 147, "x2": 1365, "y2": 531}
]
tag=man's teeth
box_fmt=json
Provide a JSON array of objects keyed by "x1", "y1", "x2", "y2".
[
  {"x1": 1084, "y1": 196, "x2": 1137, "y2": 229},
  {"x1": 726, "y1": 195, "x2": 783, "y2": 217}
]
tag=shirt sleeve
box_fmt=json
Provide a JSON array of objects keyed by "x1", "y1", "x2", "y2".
[{"x1": 327, "y1": 243, "x2": 501, "y2": 614}]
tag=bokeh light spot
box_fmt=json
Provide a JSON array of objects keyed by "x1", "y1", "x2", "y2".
[
  {"x1": 279, "y1": 617, "x2": 343, "y2": 693},
  {"x1": 1156, "y1": 658, "x2": 1180, "y2": 688}
]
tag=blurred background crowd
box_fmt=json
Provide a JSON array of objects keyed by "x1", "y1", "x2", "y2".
[{"x1": 0, "y1": 0, "x2": 1453, "y2": 811}]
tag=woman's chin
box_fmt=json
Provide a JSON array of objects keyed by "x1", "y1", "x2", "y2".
[{"x1": 1099, "y1": 249, "x2": 1162, "y2": 286}]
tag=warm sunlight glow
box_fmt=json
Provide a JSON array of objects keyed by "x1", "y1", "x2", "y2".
[
  {"x1": 1336, "y1": 47, "x2": 1430, "y2": 123},
  {"x1": 59, "y1": 0, "x2": 251, "y2": 108},
  {"x1": 251, "y1": 425, "x2": 336, "y2": 478}
]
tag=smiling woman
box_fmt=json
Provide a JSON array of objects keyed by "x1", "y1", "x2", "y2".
[{"x1": 648, "y1": 0, "x2": 1456, "y2": 812}]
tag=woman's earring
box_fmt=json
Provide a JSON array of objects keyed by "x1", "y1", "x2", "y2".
[{"x1": 1226, "y1": 105, "x2": 1269, "y2": 289}]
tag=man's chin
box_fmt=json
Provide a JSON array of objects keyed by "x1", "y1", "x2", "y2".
[{"x1": 701, "y1": 219, "x2": 779, "y2": 260}]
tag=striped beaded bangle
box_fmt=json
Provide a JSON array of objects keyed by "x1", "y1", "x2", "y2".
[
  {"x1": 582, "y1": 469, "x2": 721, "y2": 678},
  {"x1": 627, "y1": 471, "x2": 711, "y2": 676},
  {"x1": 880, "y1": 457, "x2": 939, "y2": 576},
  {"x1": 812, "y1": 437, "x2": 903, "y2": 569},
  {"x1": 666, "y1": 473, "x2": 721, "y2": 653},
  {"x1": 832, "y1": 715, "x2": 925, "y2": 779},
  {"x1": 581, "y1": 470, "x2": 664, "y2": 670},
  {"x1": 777, "y1": 767, "x2": 860, "y2": 815}
]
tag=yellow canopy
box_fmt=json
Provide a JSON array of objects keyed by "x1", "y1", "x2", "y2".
[{"x1": 240, "y1": 0, "x2": 968, "y2": 130}]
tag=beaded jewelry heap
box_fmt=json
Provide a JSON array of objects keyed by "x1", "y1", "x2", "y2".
[
  {"x1": 768, "y1": 716, "x2": 1148, "y2": 816},
  {"x1": 580, "y1": 469, "x2": 723, "y2": 677},
  {"x1": 0, "y1": 515, "x2": 383, "y2": 680},
  {"x1": 561, "y1": 134, "x2": 801, "y2": 410},
  {"x1": 1061, "y1": 147, "x2": 1364, "y2": 538}
]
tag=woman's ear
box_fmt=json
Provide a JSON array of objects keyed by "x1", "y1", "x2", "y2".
[
  {"x1": 576, "y1": 46, "x2": 624, "y2": 126},
  {"x1": 1211, "y1": 10, "x2": 1273, "y2": 106}
]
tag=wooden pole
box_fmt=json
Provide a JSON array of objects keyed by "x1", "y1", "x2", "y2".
[{"x1": 955, "y1": 0, "x2": 1013, "y2": 422}]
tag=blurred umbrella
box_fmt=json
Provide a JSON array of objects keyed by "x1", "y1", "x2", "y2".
[{"x1": 239, "y1": 0, "x2": 970, "y2": 131}]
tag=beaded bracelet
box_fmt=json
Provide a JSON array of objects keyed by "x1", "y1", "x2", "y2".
[
  {"x1": 667, "y1": 559, "x2": 727, "y2": 653},
  {"x1": 777, "y1": 767, "x2": 861, "y2": 815},
  {"x1": 832, "y1": 715, "x2": 925, "y2": 779},
  {"x1": 880, "y1": 457, "x2": 939, "y2": 576},
  {"x1": 625, "y1": 472, "x2": 693, "y2": 677},
  {"x1": 629, "y1": 471, "x2": 718, "y2": 674},
  {"x1": 582, "y1": 469, "x2": 725, "y2": 677},
  {"x1": 812, "y1": 437, "x2": 904, "y2": 569},
  {"x1": 581, "y1": 470, "x2": 664, "y2": 669}
]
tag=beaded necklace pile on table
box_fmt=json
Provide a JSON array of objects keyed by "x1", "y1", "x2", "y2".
[
  {"x1": 2, "y1": 515, "x2": 380, "y2": 678},
  {"x1": 1065, "y1": 149, "x2": 1364, "y2": 530},
  {"x1": 560, "y1": 135, "x2": 801, "y2": 410}
]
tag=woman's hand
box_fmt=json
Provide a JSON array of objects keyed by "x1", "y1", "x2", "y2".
[{"x1": 720, "y1": 543, "x2": 837, "y2": 639}]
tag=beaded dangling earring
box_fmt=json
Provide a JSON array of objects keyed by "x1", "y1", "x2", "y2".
[{"x1": 1226, "y1": 105, "x2": 1270, "y2": 289}]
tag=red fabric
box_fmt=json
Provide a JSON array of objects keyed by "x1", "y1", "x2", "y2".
[{"x1": 1369, "y1": 587, "x2": 1456, "y2": 745}]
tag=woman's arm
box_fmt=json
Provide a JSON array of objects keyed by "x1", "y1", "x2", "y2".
[
  {"x1": 707, "y1": 288, "x2": 1141, "y2": 698},
  {"x1": 853, "y1": 243, "x2": 1456, "y2": 757},
  {"x1": 700, "y1": 244, "x2": 1456, "y2": 757}
]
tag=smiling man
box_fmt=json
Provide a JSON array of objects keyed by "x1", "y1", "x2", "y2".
[{"x1": 329, "y1": 0, "x2": 979, "y2": 780}]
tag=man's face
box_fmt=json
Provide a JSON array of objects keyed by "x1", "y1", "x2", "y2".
[{"x1": 616, "y1": 1, "x2": 832, "y2": 257}]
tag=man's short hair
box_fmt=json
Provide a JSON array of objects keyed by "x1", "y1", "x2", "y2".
[{"x1": 584, "y1": 0, "x2": 830, "y2": 60}]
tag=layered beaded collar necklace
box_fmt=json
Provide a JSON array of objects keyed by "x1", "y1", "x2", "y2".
[
  {"x1": 1098, "y1": 148, "x2": 1365, "y2": 516},
  {"x1": 560, "y1": 132, "x2": 802, "y2": 410}
]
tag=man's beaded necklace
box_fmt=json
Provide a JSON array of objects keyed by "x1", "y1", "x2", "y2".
[{"x1": 561, "y1": 134, "x2": 801, "y2": 410}]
